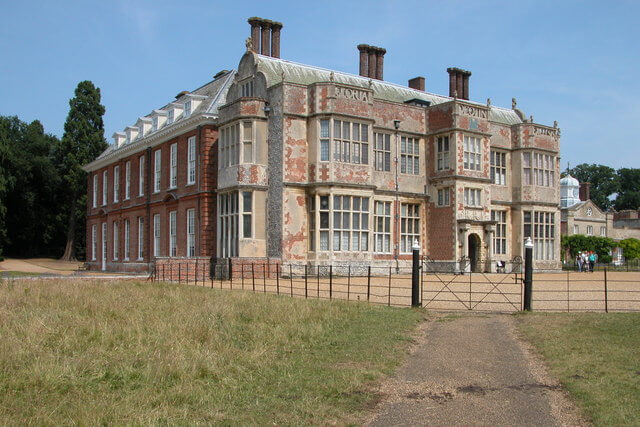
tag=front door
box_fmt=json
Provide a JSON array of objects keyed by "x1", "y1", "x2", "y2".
[
  {"x1": 468, "y1": 233, "x2": 481, "y2": 272},
  {"x1": 101, "y1": 222, "x2": 107, "y2": 271}
]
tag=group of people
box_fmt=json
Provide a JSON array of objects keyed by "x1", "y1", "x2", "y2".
[{"x1": 576, "y1": 251, "x2": 598, "y2": 272}]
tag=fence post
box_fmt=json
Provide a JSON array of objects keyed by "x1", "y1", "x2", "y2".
[
  {"x1": 329, "y1": 265, "x2": 333, "y2": 300},
  {"x1": 290, "y1": 264, "x2": 293, "y2": 297},
  {"x1": 304, "y1": 265, "x2": 308, "y2": 299},
  {"x1": 523, "y1": 237, "x2": 534, "y2": 311},
  {"x1": 388, "y1": 266, "x2": 392, "y2": 306},
  {"x1": 252, "y1": 263, "x2": 256, "y2": 292},
  {"x1": 604, "y1": 267, "x2": 608, "y2": 313},
  {"x1": 469, "y1": 269, "x2": 472, "y2": 310},
  {"x1": 276, "y1": 263, "x2": 280, "y2": 295},
  {"x1": 263, "y1": 264, "x2": 266, "y2": 293},
  {"x1": 229, "y1": 258, "x2": 233, "y2": 288},
  {"x1": 347, "y1": 265, "x2": 351, "y2": 301},
  {"x1": 317, "y1": 266, "x2": 320, "y2": 298},
  {"x1": 186, "y1": 262, "x2": 189, "y2": 285},
  {"x1": 567, "y1": 270, "x2": 570, "y2": 312},
  {"x1": 411, "y1": 240, "x2": 421, "y2": 307},
  {"x1": 210, "y1": 264, "x2": 213, "y2": 288},
  {"x1": 241, "y1": 264, "x2": 245, "y2": 290},
  {"x1": 367, "y1": 266, "x2": 371, "y2": 302}
]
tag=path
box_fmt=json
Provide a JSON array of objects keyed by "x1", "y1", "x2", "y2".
[{"x1": 366, "y1": 313, "x2": 585, "y2": 426}]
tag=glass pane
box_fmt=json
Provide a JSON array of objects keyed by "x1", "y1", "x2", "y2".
[
  {"x1": 320, "y1": 196, "x2": 329, "y2": 210},
  {"x1": 333, "y1": 195, "x2": 341, "y2": 210},
  {"x1": 320, "y1": 119, "x2": 329, "y2": 138},
  {"x1": 334, "y1": 212, "x2": 341, "y2": 228},
  {"x1": 361, "y1": 213, "x2": 368, "y2": 229},
  {"x1": 361, "y1": 124, "x2": 368, "y2": 142},
  {"x1": 343, "y1": 122, "x2": 350, "y2": 140},
  {"x1": 320, "y1": 212, "x2": 329, "y2": 229},
  {"x1": 333, "y1": 232, "x2": 340, "y2": 251},
  {"x1": 334, "y1": 120, "x2": 341, "y2": 138}
]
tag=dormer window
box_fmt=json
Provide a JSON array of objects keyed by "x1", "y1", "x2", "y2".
[
  {"x1": 152, "y1": 116, "x2": 158, "y2": 132},
  {"x1": 167, "y1": 109, "x2": 174, "y2": 124},
  {"x1": 138, "y1": 126, "x2": 144, "y2": 139},
  {"x1": 241, "y1": 79, "x2": 254, "y2": 97},
  {"x1": 184, "y1": 101, "x2": 192, "y2": 117}
]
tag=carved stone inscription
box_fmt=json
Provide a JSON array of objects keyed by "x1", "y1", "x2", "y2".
[
  {"x1": 458, "y1": 104, "x2": 488, "y2": 119},
  {"x1": 459, "y1": 209, "x2": 486, "y2": 222},
  {"x1": 533, "y1": 125, "x2": 557, "y2": 137},
  {"x1": 335, "y1": 86, "x2": 371, "y2": 103}
]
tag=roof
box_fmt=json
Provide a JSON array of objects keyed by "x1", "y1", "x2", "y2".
[
  {"x1": 253, "y1": 54, "x2": 524, "y2": 126},
  {"x1": 88, "y1": 70, "x2": 235, "y2": 167}
]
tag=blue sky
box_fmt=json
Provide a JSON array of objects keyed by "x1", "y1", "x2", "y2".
[{"x1": 1, "y1": 0, "x2": 638, "y2": 169}]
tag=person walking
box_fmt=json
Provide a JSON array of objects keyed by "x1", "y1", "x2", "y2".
[
  {"x1": 589, "y1": 251, "x2": 597, "y2": 272},
  {"x1": 576, "y1": 253, "x2": 583, "y2": 272}
]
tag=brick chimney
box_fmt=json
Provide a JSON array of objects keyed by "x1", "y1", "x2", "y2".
[
  {"x1": 446, "y1": 67, "x2": 472, "y2": 100},
  {"x1": 357, "y1": 44, "x2": 386, "y2": 80},
  {"x1": 579, "y1": 182, "x2": 591, "y2": 201},
  {"x1": 409, "y1": 76, "x2": 425, "y2": 91},
  {"x1": 247, "y1": 17, "x2": 283, "y2": 57}
]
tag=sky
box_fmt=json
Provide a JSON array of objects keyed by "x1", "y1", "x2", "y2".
[{"x1": 1, "y1": 0, "x2": 639, "y2": 170}]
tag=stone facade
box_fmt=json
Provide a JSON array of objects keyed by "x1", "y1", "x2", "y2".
[{"x1": 84, "y1": 17, "x2": 562, "y2": 273}]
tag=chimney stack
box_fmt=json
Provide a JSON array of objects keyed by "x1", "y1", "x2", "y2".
[
  {"x1": 409, "y1": 76, "x2": 425, "y2": 91},
  {"x1": 446, "y1": 67, "x2": 472, "y2": 100},
  {"x1": 579, "y1": 182, "x2": 591, "y2": 202},
  {"x1": 357, "y1": 44, "x2": 386, "y2": 80},
  {"x1": 247, "y1": 17, "x2": 283, "y2": 57}
]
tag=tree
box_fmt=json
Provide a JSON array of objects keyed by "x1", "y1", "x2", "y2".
[
  {"x1": 561, "y1": 234, "x2": 616, "y2": 262},
  {"x1": 58, "y1": 81, "x2": 107, "y2": 261},
  {"x1": 619, "y1": 238, "x2": 640, "y2": 260},
  {"x1": 567, "y1": 163, "x2": 618, "y2": 211},
  {"x1": 614, "y1": 168, "x2": 640, "y2": 211}
]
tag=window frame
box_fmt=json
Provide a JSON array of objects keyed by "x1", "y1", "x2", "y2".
[
  {"x1": 113, "y1": 221, "x2": 119, "y2": 261},
  {"x1": 187, "y1": 208, "x2": 196, "y2": 257},
  {"x1": 374, "y1": 132, "x2": 391, "y2": 172},
  {"x1": 125, "y1": 161, "x2": 131, "y2": 200},
  {"x1": 436, "y1": 135, "x2": 450, "y2": 171},
  {"x1": 463, "y1": 135, "x2": 482, "y2": 171},
  {"x1": 400, "y1": 135, "x2": 420, "y2": 175},
  {"x1": 437, "y1": 188, "x2": 450, "y2": 207},
  {"x1": 463, "y1": 188, "x2": 482, "y2": 207},
  {"x1": 169, "y1": 143, "x2": 177, "y2": 189},
  {"x1": 400, "y1": 203, "x2": 420, "y2": 254},
  {"x1": 169, "y1": 211, "x2": 177, "y2": 256},
  {"x1": 490, "y1": 150, "x2": 507, "y2": 186},
  {"x1": 139, "y1": 155, "x2": 145, "y2": 196},
  {"x1": 138, "y1": 217, "x2": 144, "y2": 260},
  {"x1": 154, "y1": 150, "x2": 161, "y2": 193},
  {"x1": 491, "y1": 210, "x2": 507, "y2": 255},
  {"x1": 93, "y1": 174, "x2": 98, "y2": 208},
  {"x1": 524, "y1": 211, "x2": 555, "y2": 261},
  {"x1": 102, "y1": 170, "x2": 108, "y2": 206},
  {"x1": 187, "y1": 136, "x2": 196, "y2": 185},
  {"x1": 374, "y1": 200, "x2": 392, "y2": 253},
  {"x1": 319, "y1": 118, "x2": 369, "y2": 165},
  {"x1": 124, "y1": 219, "x2": 130, "y2": 261},
  {"x1": 153, "y1": 214, "x2": 161, "y2": 257}
]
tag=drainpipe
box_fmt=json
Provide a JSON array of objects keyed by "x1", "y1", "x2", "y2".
[{"x1": 394, "y1": 119, "x2": 401, "y2": 273}]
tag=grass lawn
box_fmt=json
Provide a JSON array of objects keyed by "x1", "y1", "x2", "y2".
[
  {"x1": 0, "y1": 279, "x2": 422, "y2": 425},
  {"x1": 516, "y1": 312, "x2": 640, "y2": 426},
  {"x1": 0, "y1": 271, "x2": 43, "y2": 278}
]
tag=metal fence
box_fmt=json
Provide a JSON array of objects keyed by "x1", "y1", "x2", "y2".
[
  {"x1": 150, "y1": 259, "x2": 640, "y2": 313},
  {"x1": 562, "y1": 258, "x2": 640, "y2": 272}
]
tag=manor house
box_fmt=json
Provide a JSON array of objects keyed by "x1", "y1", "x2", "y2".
[{"x1": 83, "y1": 17, "x2": 561, "y2": 273}]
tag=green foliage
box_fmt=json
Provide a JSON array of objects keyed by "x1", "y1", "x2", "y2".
[
  {"x1": 619, "y1": 238, "x2": 640, "y2": 260},
  {"x1": 58, "y1": 81, "x2": 108, "y2": 260},
  {"x1": 567, "y1": 163, "x2": 618, "y2": 211},
  {"x1": 561, "y1": 234, "x2": 616, "y2": 260}
]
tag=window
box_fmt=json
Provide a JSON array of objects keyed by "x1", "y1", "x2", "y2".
[
  {"x1": 374, "y1": 132, "x2": 391, "y2": 171},
  {"x1": 167, "y1": 109, "x2": 174, "y2": 124},
  {"x1": 600, "y1": 226, "x2": 606, "y2": 236},
  {"x1": 463, "y1": 135, "x2": 481, "y2": 171},
  {"x1": 113, "y1": 166, "x2": 119, "y2": 203},
  {"x1": 184, "y1": 100, "x2": 192, "y2": 117},
  {"x1": 464, "y1": 188, "x2": 482, "y2": 207},
  {"x1": 91, "y1": 224, "x2": 97, "y2": 261},
  {"x1": 573, "y1": 224, "x2": 579, "y2": 234},
  {"x1": 187, "y1": 136, "x2": 196, "y2": 185},
  {"x1": 437, "y1": 136, "x2": 450, "y2": 171},
  {"x1": 309, "y1": 197, "x2": 316, "y2": 250},
  {"x1": 586, "y1": 207, "x2": 592, "y2": 216},
  {"x1": 332, "y1": 195, "x2": 369, "y2": 251},
  {"x1": 374, "y1": 201, "x2": 391, "y2": 253},
  {"x1": 242, "y1": 191, "x2": 252, "y2": 238},
  {"x1": 491, "y1": 151, "x2": 506, "y2": 185},
  {"x1": 154, "y1": 150, "x2": 161, "y2": 193},
  {"x1": 125, "y1": 161, "x2": 131, "y2": 199},
  {"x1": 524, "y1": 152, "x2": 555, "y2": 187},
  {"x1": 241, "y1": 79, "x2": 254, "y2": 97},
  {"x1": 523, "y1": 152, "x2": 531, "y2": 185},
  {"x1": 400, "y1": 136, "x2": 420, "y2": 175},
  {"x1": 124, "y1": 219, "x2": 130, "y2": 260},
  {"x1": 400, "y1": 203, "x2": 420, "y2": 253},
  {"x1": 113, "y1": 221, "x2": 119, "y2": 261},
  {"x1": 219, "y1": 192, "x2": 238, "y2": 257},
  {"x1": 220, "y1": 122, "x2": 255, "y2": 168},
  {"x1": 152, "y1": 116, "x2": 158, "y2": 132},
  {"x1": 524, "y1": 211, "x2": 555, "y2": 260},
  {"x1": 318, "y1": 196, "x2": 329, "y2": 251},
  {"x1": 102, "y1": 171, "x2": 107, "y2": 206},
  {"x1": 153, "y1": 214, "x2": 160, "y2": 257},
  {"x1": 332, "y1": 120, "x2": 369, "y2": 165},
  {"x1": 93, "y1": 174, "x2": 98, "y2": 208},
  {"x1": 491, "y1": 210, "x2": 507, "y2": 255},
  {"x1": 242, "y1": 121, "x2": 253, "y2": 163},
  {"x1": 169, "y1": 211, "x2": 177, "y2": 256},
  {"x1": 587, "y1": 225, "x2": 593, "y2": 236},
  {"x1": 437, "y1": 188, "x2": 450, "y2": 207},
  {"x1": 187, "y1": 209, "x2": 195, "y2": 257},
  {"x1": 138, "y1": 217, "x2": 144, "y2": 260},
  {"x1": 320, "y1": 120, "x2": 330, "y2": 161},
  {"x1": 139, "y1": 155, "x2": 145, "y2": 196},
  {"x1": 169, "y1": 143, "x2": 177, "y2": 189}
]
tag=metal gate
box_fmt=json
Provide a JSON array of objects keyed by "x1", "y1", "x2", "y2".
[{"x1": 421, "y1": 256, "x2": 523, "y2": 311}]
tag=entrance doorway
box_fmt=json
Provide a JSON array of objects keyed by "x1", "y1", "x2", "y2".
[{"x1": 468, "y1": 233, "x2": 481, "y2": 272}]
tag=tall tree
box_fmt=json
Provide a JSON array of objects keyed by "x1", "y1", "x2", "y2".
[
  {"x1": 567, "y1": 163, "x2": 618, "y2": 211},
  {"x1": 59, "y1": 81, "x2": 107, "y2": 261},
  {"x1": 614, "y1": 168, "x2": 640, "y2": 211}
]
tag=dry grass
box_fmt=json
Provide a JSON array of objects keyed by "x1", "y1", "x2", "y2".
[{"x1": 0, "y1": 279, "x2": 422, "y2": 425}]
